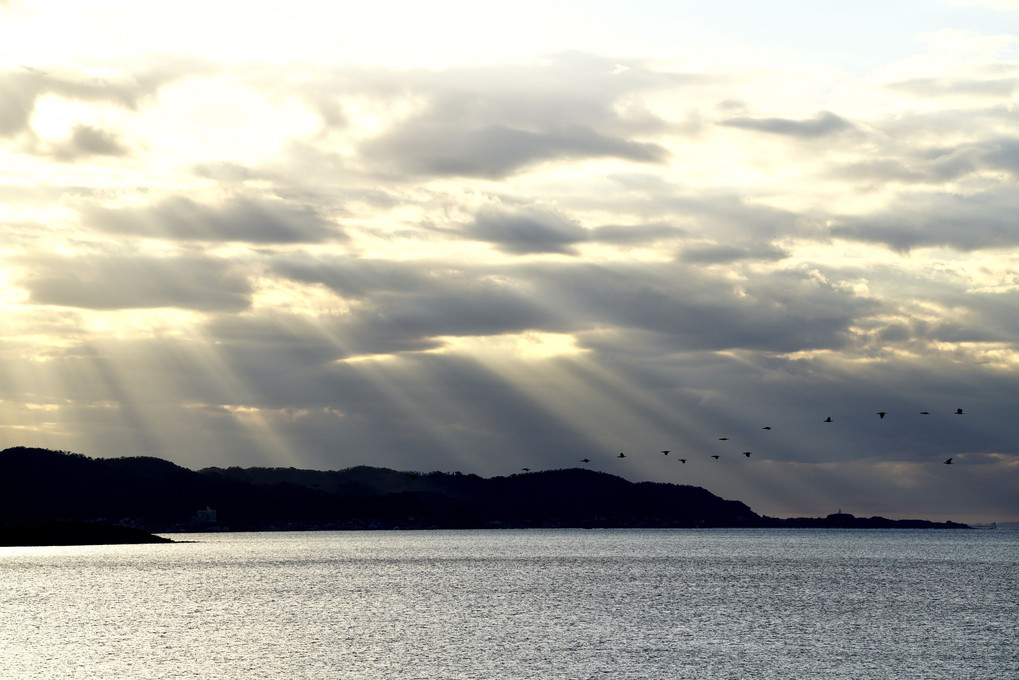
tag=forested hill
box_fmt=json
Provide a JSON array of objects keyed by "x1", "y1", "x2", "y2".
[
  {"x1": 0, "y1": 446, "x2": 759, "y2": 530},
  {"x1": 0, "y1": 447, "x2": 967, "y2": 531}
]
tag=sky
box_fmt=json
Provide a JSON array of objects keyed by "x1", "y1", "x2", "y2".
[{"x1": 2, "y1": 0, "x2": 1018, "y2": 523}]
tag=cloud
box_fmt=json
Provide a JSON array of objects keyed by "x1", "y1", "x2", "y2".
[
  {"x1": 830, "y1": 190, "x2": 1019, "y2": 252},
  {"x1": 588, "y1": 222, "x2": 685, "y2": 245},
  {"x1": 0, "y1": 58, "x2": 214, "y2": 140},
  {"x1": 84, "y1": 196, "x2": 342, "y2": 244},
  {"x1": 267, "y1": 256, "x2": 561, "y2": 357},
  {"x1": 365, "y1": 122, "x2": 667, "y2": 179},
  {"x1": 720, "y1": 111, "x2": 854, "y2": 138},
  {"x1": 680, "y1": 243, "x2": 790, "y2": 264},
  {"x1": 23, "y1": 254, "x2": 252, "y2": 311},
  {"x1": 273, "y1": 255, "x2": 459, "y2": 299},
  {"x1": 886, "y1": 76, "x2": 1019, "y2": 98},
  {"x1": 534, "y1": 264, "x2": 871, "y2": 354},
  {"x1": 834, "y1": 137, "x2": 1019, "y2": 187},
  {"x1": 983, "y1": 138, "x2": 1019, "y2": 175},
  {"x1": 47, "y1": 124, "x2": 132, "y2": 161},
  {"x1": 190, "y1": 161, "x2": 259, "y2": 182},
  {"x1": 466, "y1": 205, "x2": 588, "y2": 254},
  {"x1": 269, "y1": 252, "x2": 875, "y2": 359},
  {"x1": 350, "y1": 54, "x2": 679, "y2": 177}
]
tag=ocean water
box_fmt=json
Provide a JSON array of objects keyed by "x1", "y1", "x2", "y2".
[{"x1": 1, "y1": 529, "x2": 1016, "y2": 679}]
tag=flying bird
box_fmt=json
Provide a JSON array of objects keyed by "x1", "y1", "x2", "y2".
[
  {"x1": 743, "y1": 451, "x2": 752, "y2": 458},
  {"x1": 580, "y1": 458, "x2": 591, "y2": 463},
  {"x1": 944, "y1": 458, "x2": 953, "y2": 465},
  {"x1": 617, "y1": 452, "x2": 626, "y2": 458},
  {"x1": 954, "y1": 408, "x2": 964, "y2": 415},
  {"x1": 679, "y1": 458, "x2": 687, "y2": 464},
  {"x1": 718, "y1": 437, "x2": 729, "y2": 441},
  {"x1": 920, "y1": 411, "x2": 930, "y2": 415},
  {"x1": 824, "y1": 417, "x2": 832, "y2": 422},
  {"x1": 877, "y1": 412, "x2": 887, "y2": 419},
  {"x1": 762, "y1": 426, "x2": 772, "y2": 430},
  {"x1": 661, "y1": 450, "x2": 670, "y2": 456},
  {"x1": 711, "y1": 455, "x2": 720, "y2": 460}
]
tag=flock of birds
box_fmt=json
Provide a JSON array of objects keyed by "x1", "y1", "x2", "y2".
[{"x1": 519, "y1": 407, "x2": 969, "y2": 472}]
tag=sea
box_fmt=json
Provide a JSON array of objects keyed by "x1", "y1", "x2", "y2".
[{"x1": 2, "y1": 528, "x2": 1016, "y2": 679}]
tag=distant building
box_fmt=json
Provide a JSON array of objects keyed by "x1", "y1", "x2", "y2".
[{"x1": 192, "y1": 506, "x2": 217, "y2": 524}]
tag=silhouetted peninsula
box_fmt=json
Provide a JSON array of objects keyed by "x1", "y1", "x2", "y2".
[
  {"x1": 0, "y1": 520, "x2": 173, "y2": 546},
  {"x1": 0, "y1": 447, "x2": 968, "y2": 534}
]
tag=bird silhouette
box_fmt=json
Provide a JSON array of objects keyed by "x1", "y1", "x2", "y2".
[
  {"x1": 718, "y1": 437, "x2": 729, "y2": 441},
  {"x1": 711, "y1": 455, "x2": 720, "y2": 460},
  {"x1": 661, "y1": 450, "x2": 670, "y2": 456},
  {"x1": 824, "y1": 416, "x2": 832, "y2": 422},
  {"x1": 877, "y1": 412, "x2": 887, "y2": 419},
  {"x1": 762, "y1": 426, "x2": 772, "y2": 430},
  {"x1": 580, "y1": 458, "x2": 591, "y2": 463},
  {"x1": 679, "y1": 458, "x2": 687, "y2": 464},
  {"x1": 954, "y1": 408, "x2": 964, "y2": 415},
  {"x1": 920, "y1": 411, "x2": 930, "y2": 415},
  {"x1": 944, "y1": 458, "x2": 953, "y2": 464},
  {"x1": 617, "y1": 452, "x2": 626, "y2": 458},
  {"x1": 743, "y1": 451, "x2": 752, "y2": 458}
]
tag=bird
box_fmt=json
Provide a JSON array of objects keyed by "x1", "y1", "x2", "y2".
[
  {"x1": 718, "y1": 437, "x2": 729, "y2": 441},
  {"x1": 954, "y1": 408, "x2": 964, "y2": 415},
  {"x1": 617, "y1": 452, "x2": 626, "y2": 458},
  {"x1": 877, "y1": 412, "x2": 887, "y2": 419},
  {"x1": 762, "y1": 426, "x2": 772, "y2": 430},
  {"x1": 920, "y1": 411, "x2": 930, "y2": 415},
  {"x1": 743, "y1": 451, "x2": 752, "y2": 458},
  {"x1": 661, "y1": 450, "x2": 670, "y2": 456},
  {"x1": 580, "y1": 458, "x2": 591, "y2": 463},
  {"x1": 679, "y1": 458, "x2": 687, "y2": 464},
  {"x1": 944, "y1": 458, "x2": 953, "y2": 465},
  {"x1": 711, "y1": 455, "x2": 720, "y2": 460},
  {"x1": 824, "y1": 416, "x2": 832, "y2": 422}
]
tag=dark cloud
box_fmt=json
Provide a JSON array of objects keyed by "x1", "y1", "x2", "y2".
[
  {"x1": 532, "y1": 264, "x2": 870, "y2": 354},
  {"x1": 23, "y1": 254, "x2": 252, "y2": 311},
  {"x1": 720, "y1": 110, "x2": 854, "y2": 138},
  {"x1": 680, "y1": 242, "x2": 790, "y2": 264},
  {"x1": 830, "y1": 190, "x2": 1019, "y2": 252},
  {"x1": 269, "y1": 259, "x2": 560, "y2": 357},
  {"x1": 588, "y1": 222, "x2": 684, "y2": 245},
  {"x1": 48, "y1": 124, "x2": 131, "y2": 161},
  {"x1": 203, "y1": 279, "x2": 556, "y2": 363},
  {"x1": 347, "y1": 54, "x2": 685, "y2": 178},
  {"x1": 983, "y1": 138, "x2": 1019, "y2": 175},
  {"x1": 85, "y1": 195, "x2": 342, "y2": 244},
  {"x1": 467, "y1": 205, "x2": 588, "y2": 254},
  {"x1": 345, "y1": 287, "x2": 559, "y2": 352},
  {"x1": 273, "y1": 255, "x2": 454, "y2": 299},
  {"x1": 269, "y1": 255, "x2": 874, "y2": 358},
  {"x1": 834, "y1": 138, "x2": 1019, "y2": 186},
  {"x1": 365, "y1": 122, "x2": 667, "y2": 179}
]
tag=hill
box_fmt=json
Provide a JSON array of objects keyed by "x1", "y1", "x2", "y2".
[
  {"x1": 1, "y1": 446, "x2": 758, "y2": 531},
  {"x1": 0, "y1": 447, "x2": 968, "y2": 532}
]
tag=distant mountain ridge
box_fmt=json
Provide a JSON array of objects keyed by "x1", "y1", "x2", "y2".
[{"x1": 0, "y1": 447, "x2": 967, "y2": 531}]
